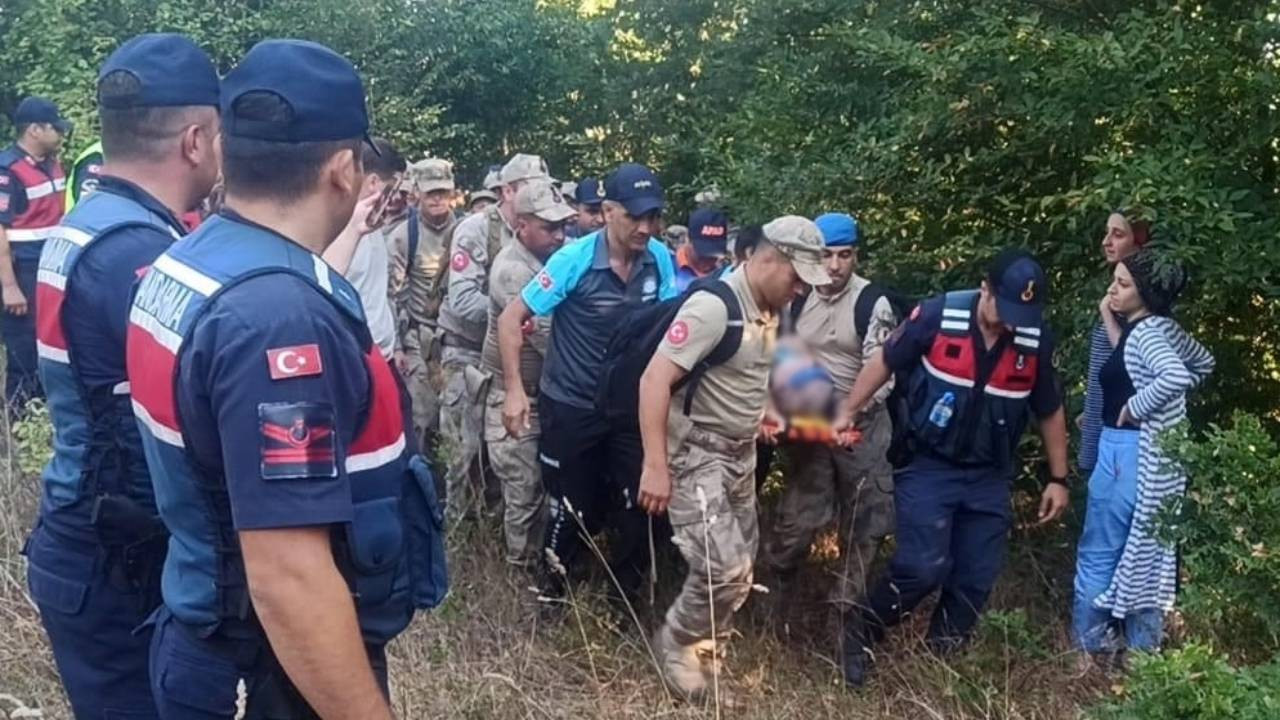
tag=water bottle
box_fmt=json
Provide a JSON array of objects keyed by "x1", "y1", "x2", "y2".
[{"x1": 928, "y1": 391, "x2": 956, "y2": 429}]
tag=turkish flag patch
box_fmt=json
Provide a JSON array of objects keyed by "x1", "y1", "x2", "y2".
[
  {"x1": 451, "y1": 251, "x2": 470, "y2": 272},
  {"x1": 667, "y1": 320, "x2": 690, "y2": 345},
  {"x1": 267, "y1": 344, "x2": 323, "y2": 380},
  {"x1": 258, "y1": 402, "x2": 337, "y2": 480},
  {"x1": 536, "y1": 270, "x2": 553, "y2": 290},
  {"x1": 0, "y1": 193, "x2": 9, "y2": 213}
]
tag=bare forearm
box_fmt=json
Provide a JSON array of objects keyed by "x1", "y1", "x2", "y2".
[
  {"x1": 323, "y1": 227, "x2": 363, "y2": 276},
  {"x1": 638, "y1": 370, "x2": 673, "y2": 468},
  {"x1": 1039, "y1": 407, "x2": 1069, "y2": 479},
  {"x1": 245, "y1": 538, "x2": 392, "y2": 720},
  {"x1": 844, "y1": 349, "x2": 892, "y2": 416},
  {"x1": 1101, "y1": 311, "x2": 1123, "y2": 347},
  {"x1": 0, "y1": 228, "x2": 17, "y2": 287}
]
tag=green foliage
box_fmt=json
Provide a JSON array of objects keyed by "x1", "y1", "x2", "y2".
[
  {"x1": 1090, "y1": 644, "x2": 1280, "y2": 720},
  {"x1": 1158, "y1": 413, "x2": 1280, "y2": 662},
  {"x1": 12, "y1": 399, "x2": 53, "y2": 477}
]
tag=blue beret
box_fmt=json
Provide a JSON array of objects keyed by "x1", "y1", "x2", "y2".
[{"x1": 814, "y1": 212, "x2": 860, "y2": 247}]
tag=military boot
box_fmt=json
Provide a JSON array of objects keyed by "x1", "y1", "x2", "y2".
[
  {"x1": 653, "y1": 624, "x2": 709, "y2": 702},
  {"x1": 840, "y1": 610, "x2": 873, "y2": 689}
]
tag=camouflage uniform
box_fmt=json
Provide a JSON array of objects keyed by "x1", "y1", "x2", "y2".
[
  {"x1": 654, "y1": 268, "x2": 777, "y2": 682},
  {"x1": 764, "y1": 273, "x2": 898, "y2": 609},
  {"x1": 438, "y1": 153, "x2": 549, "y2": 524},
  {"x1": 651, "y1": 217, "x2": 828, "y2": 700},
  {"x1": 388, "y1": 158, "x2": 456, "y2": 448},
  {"x1": 480, "y1": 179, "x2": 571, "y2": 565}
]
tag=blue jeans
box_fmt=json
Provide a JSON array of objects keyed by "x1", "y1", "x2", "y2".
[{"x1": 1072, "y1": 427, "x2": 1164, "y2": 651}]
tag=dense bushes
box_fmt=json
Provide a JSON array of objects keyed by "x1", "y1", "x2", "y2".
[{"x1": 1090, "y1": 644, "x2": 1280, "y2": 720}]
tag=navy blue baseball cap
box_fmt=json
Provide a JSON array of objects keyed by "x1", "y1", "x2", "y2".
[
  {"x1": 689, "y1": 207, "x2": 729, "y2": 258},
  {"x1": 575, "y1": 177, "x2": 603, "y2": 207},
  {"x1": 98, "y1": 33, "x2": 219, "y2": 109},
  {"x1": 604, "y1": 163, "x2": 664, "y2": 216},
  {"x1": 987, "y1": 248, "x2": 1048, "y2": 328},
  {"x1": 14, "y1": 97, "x2": 72, "y2": 135},
  {"x1": 221, "y1": 39, "x2": 373, "y2": 149}
]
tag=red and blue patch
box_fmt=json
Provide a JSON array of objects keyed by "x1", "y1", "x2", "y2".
[{"x1": 258, "y1": 401, "x2": 338, "y2": 480}]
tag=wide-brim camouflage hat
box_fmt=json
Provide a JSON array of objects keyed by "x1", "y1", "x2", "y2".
[{"x1": 763, "y1": 215, "x2": 832, "y2": 286}]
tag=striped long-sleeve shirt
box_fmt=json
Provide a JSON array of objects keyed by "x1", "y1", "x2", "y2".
[
  {"x1": 1077, "y1": 323, "x2": 1111, "y2": 473},
  {"x1": 1095, "y1": 315, "x2": 1214, "y2": 617}
]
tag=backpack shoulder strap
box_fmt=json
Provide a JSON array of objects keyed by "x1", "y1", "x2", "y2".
[
  {"x1": 486, "y1": 205, "x2": 505, "y2": 269},
  {"x1": 679, "y1": 279, "x2": 745, "y2": 415},
  {"x1": 786, "y1": 289, "x2": 809, "y2": 335},
  {"x1": 407, "y1": 208, "x2": 420, "y2": 262},
  {"x1": 854, "y1": 282, "x2": 886, "y2": 340}
]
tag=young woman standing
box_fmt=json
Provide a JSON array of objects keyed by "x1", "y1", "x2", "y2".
[{"x1": 1073, "y1": 247, "x2": 1214, "y2": 659}]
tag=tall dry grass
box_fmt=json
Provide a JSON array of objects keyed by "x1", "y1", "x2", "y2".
[{"x1": 0, "y1": 408, "x2": 1106, "y2": 718}]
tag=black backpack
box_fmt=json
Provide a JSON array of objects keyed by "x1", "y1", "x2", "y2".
[
  {"x1": 406, "y1": 207, "x2": 420, "y2": 262},
  {"x1": 788, "y1": 281, "x2": 911, "y2": 339},
  {"x1": 595, "y1": 276, "x2": 744, "y2": 422}
]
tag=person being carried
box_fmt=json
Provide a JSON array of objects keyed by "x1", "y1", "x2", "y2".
[{"x1": 762, "y1": 212, "x2": 899, "y2": 643}]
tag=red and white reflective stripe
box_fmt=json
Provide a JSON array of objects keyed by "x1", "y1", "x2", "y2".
[
  {"x1": 922, "y1": 356, "x2": 976, "y2": 388},
  {"x1": 132, "y1": 398, "x2": 185, "y2": 448},
  {"x1": 128, "y1": 304, "x2": 184, "y2": 353},
  {"x1": 152, "y1": 254, "x2": 222, "y2": 296},
  {"x1": 345, "y1": 432, "x2": 405, "y2": 473},
  {"x1": 36, "y1": 340, "x2": 68, "y2": 363},
  {"x1": 984, "y1": 384, "x2": 1032, "y2": 399},
  {"x1": 36, "y1": 268, "x2": 66, "y2": 291},
  {"x1": 8, "y1": 226, "x2": 57, "y2": 242},
  {"x1": 25, "y1": 180, "x2": 56, "y2": 200}
]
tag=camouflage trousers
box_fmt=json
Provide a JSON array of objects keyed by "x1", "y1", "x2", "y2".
[
  {"x1": 483, "y1": 386, "x2": 547, "y2": 566},
  {"x1": 401, "y1": 325, "x2": 442, "y2": 447},
  {"x1": 439, "y1": 348, "x2": 497, "y2": 526},
  {"x1": 763, "y1": 407, "x2": 895, "y2": 609},
  {"x1": 663, "y1": 423, "x2": 759, "y2": 646}
]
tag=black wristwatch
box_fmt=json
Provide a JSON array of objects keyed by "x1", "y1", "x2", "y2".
[{"x1": 1046, "y1": 475, "x2": 1070, "y2": 489}]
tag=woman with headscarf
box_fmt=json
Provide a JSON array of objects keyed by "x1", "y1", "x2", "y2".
[
  {"x1": 1072, "y1": 247, "x2": 1214, "y2": 663},
  {"x1": 1078, "y1": 210, "x2": 1151, "y2": 474}
]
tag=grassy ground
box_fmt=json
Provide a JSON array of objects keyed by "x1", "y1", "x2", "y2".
[{"x1": 0, "y1": 415, "x2": 1108, "y2": 719}]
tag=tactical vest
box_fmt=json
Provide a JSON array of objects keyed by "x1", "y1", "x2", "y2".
[
  {"x1": 905, "y1": 290, "x2": 1041, "y2": 470},
  {"x1": 127, "y1": 215, "x2": 446, "y2": 643},
  {"x1": 64, "y1": 140, "x2": 103, "y2": 213},
  {"x1": 4, "y1": 150, "x2": 66, "y2": 244},
  {"x1": 34, "y1": 190, "x2": 181, "y2": 539}
]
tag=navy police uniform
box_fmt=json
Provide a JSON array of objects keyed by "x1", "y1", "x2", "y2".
[
  {"x1": 522, "y1": 164, "x2": 677, "y2": 598},
  {"x1": 23, "y1": 35, "x2": 218, "y2": 719},
  {"x1": 126, "y1": 40, "x2": 445, "y2": 718},
  {"x1": 0, "y1": 97, "x2": 70, "y2": 409},
  {"x1": 862, "y1": 255, "x2": 1061, "y2": 647}
]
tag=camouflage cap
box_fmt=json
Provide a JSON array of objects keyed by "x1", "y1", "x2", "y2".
[
  {"x1": 763, "y1": 215, "x2": 832, "y2": 287},
  {"x1": 482, "y1": 169, "x2": 502, "y2": 192},
  {"x1": 500, "y1": 153, "x2": 551, "y2": 185},
  {"x1": 558, "y1": 180, "x2": 578, "y2": 203},
  {"x1": 514, "y1": 179, "x2": 576, "y2": 223},
  {"x1": 469, "y1": 189, "x2": 498, "y2": 207},
  {"x1": 406, "y1": 158, "x2": 454, "y2": 193}
]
